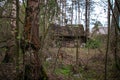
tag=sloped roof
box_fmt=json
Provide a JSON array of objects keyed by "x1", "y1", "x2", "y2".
[
  {"x1": 49, "y1": 24, "x2": 84, "y2": 36},
  {"x1": 92, "y1": 27, "x2": 108, "y2": 34},
  {"x1": 98, "y1": 27, "x2": 108, "y2": 34}
]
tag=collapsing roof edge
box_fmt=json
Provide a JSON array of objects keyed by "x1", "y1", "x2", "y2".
[{"x1": 49, "y1": 24, "x2": 85, "y2": 36}]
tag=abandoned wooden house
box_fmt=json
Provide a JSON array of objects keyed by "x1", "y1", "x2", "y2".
[{"x1": 48, "y1": 24, "x2": 86, "y2": 47}]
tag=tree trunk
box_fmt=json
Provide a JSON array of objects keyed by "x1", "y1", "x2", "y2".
[
  {"x1": 23, "y1": 0, "x2": 48, "y2": 80},
  {"x1": 110, "y1": 1, "x2": 120, "y2": 79},
  {"x1": 85, "y1": 0, "x2": 90, "y2": 42},
  {"x1": 2, "y1": 0, "x2": 17, "y2": 63},
  {"x1": 110, "y1": 1, "x2": 120, "y2": 67},
  {"x1": 104, "y1": 0, "x2": 110, "y2": 79}
]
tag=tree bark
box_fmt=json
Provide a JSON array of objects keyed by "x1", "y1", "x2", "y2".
[
  {"x1": 105, "y1": 0, "x2": 110, "y2": 79},
  {"x1": 85, "y1": 0, "x2": 90, "y2": 42},
  {"x1": 2, "y1": 0, "x2": 17, "y2": 63},
  {"x1": 110, "y1": 1, "x2": 120, "y2": 79},
  {"x1": 23, "y1": 0, "x2": 48, "y2": 80}
]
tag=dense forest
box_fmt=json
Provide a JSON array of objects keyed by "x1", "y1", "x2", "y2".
[{"x1": 0, "y1": 0, "x2": 120, "y2": 80}]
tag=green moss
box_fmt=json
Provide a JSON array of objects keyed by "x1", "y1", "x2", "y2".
[{"x1": 55, "y1": 65, "x2": 71, "y2": 76}]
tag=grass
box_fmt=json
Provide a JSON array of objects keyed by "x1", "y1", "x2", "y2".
[
  {"x1": 44, "y1": 47, "x2": 109, "y2": 80},
  {"x1": 54, "y1": 65, "x2": 71, "y2": 76}
]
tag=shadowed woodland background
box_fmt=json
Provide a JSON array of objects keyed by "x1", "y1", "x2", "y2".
[{"x1": 0, "y1": 0, "x2": 120, "y2": 80}]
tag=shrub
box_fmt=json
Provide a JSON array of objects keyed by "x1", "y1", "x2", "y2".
[{"x1": 85, "y1": 39, "x2": 101, "y2": 49}]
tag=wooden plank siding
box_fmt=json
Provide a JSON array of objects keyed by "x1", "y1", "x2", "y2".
[{"x1": 48, "y1": 24, "x2": 86, "y2": 47}]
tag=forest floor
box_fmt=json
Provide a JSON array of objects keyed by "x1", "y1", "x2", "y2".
[
  {"x1": 43, "y1": 47, "x2": 120, "y2": 80},
  {"x1": 0, "y1": 47, "x2": 119, "y2": 80}
]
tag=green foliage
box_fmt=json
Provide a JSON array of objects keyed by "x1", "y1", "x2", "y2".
[
  {"x1": 16, "y1": 36, "x2": 21, "y2": 40},
  {"x1": 85, "y1": 39, "x2": 101, "y2": 49},
  {"x1": 43, "y1": 61, "x2": 50, "y2": 70},
  {"x1": 55, "y1": 65, "x2": 71, "y2": 76}
]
